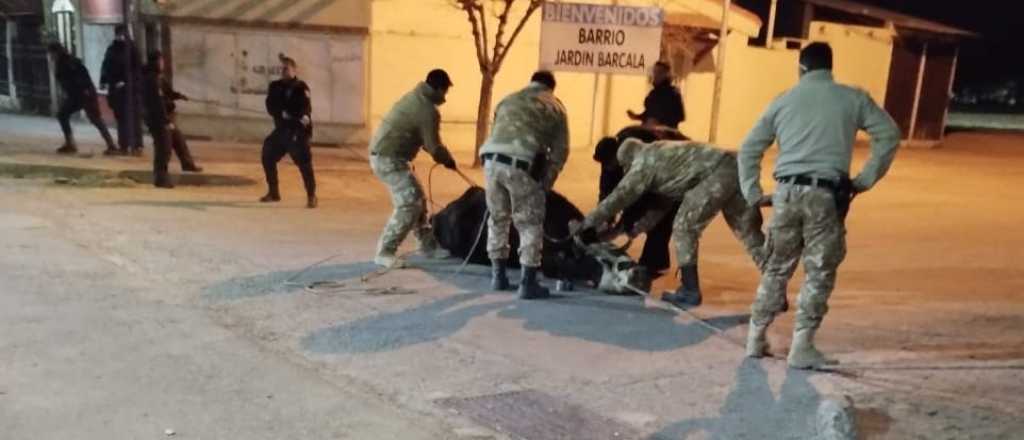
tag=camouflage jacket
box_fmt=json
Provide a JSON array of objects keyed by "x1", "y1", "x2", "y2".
[
  {"x1": 370, "y1": 82, "x2": 453, "y2": 164},
  {"x1": 583, "y1": 139, "x2": 729, "y2": 230},
  {"x1": 479, "y1": 82, "x2": 570, "y2": 187}
]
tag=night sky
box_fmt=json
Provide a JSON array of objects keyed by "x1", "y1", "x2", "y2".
[{"x1": 735, "y1": 0, "x2": 1020, "y2": 88}]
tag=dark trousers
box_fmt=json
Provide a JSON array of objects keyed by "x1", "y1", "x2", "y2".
[
  {"x1": 58, "y1": 95, "x2": 116, "y2": 149},
  {"x1": 167, "y1": 115, "x2": 198, "y2": 169},
  {"x1": 150, "y1": 123, "x2": 172, "y2": 185},
  {"x1": 639, "y1": 203, "x2": 679, "y2": 274},
  {"x1": 109, "y1": 86, "x2": 144, "y2": 151},
  {"x1": 261, "y1": 127, "x2": 316, "y2": 196},
  {"x1": 150, "y1": 117, "x2": 199, "y2": 180}
]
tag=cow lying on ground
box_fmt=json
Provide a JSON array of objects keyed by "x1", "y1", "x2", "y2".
[{"x1": 430, "y1": 186, "x2": 651, "y2": 294}]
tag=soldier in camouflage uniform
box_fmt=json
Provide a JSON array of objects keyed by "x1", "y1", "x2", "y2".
[
  {"x1": 369, "y1": 69, "x2": 458, "y2": 268},
  {"x1": 739, "y1": 43, "x2": 900, "y2": 369},
  {"x1": 480, "y1": 71, "x2": 569, "y2": 299},
  {"x1": 577, "y1": 138, "x2": 766, "y2": 308}
]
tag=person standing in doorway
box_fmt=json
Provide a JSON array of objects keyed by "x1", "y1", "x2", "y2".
[{"x1": 100, "y1": 25, "x2": 144, "y2": 156}]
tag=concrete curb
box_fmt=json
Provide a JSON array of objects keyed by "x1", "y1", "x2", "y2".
[{"x1": 817, "y1": 395, "x2": 859, "y2": 440}]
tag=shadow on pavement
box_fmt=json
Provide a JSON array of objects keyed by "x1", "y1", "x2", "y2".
[
  {"x1": 302, "y1": 259, "x2": 749, "y2": 354},
  {"x1": 105, "y1": 200, "x2": 262, "y2": 211},
  {"x1": 202, "y1": 261, "x2": 380, "y2": 300},
  {"x1": 0, "y1": 162, "x2": 256, "y2": 187},
  {"x1": 648, "y1": 358, "x2": 822, "y2": 439}
]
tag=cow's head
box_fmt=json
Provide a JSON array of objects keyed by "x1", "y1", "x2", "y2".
[{"x1": 574, "y1": 238, "x2": 652, "y2": 296}]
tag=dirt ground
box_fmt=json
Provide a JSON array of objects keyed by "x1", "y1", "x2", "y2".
[{"x1": 1, "y1": 113, "x2": 1022, "y2": 439}]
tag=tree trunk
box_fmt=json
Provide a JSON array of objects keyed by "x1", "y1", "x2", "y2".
[{"x1": 472, "y1": 72, "x2": 495, "y2": 167}]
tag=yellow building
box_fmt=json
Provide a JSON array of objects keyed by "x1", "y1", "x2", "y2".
[{"x1": 149, "y1": 0, "x2": 971, "y2": 156}]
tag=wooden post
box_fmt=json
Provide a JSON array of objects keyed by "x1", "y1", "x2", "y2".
[
  {"x1": 939, "y1": 45, "x2": 959, "y2": 141},
  {"x1": 589, "y1": 72, "x2": 599, "y2": 145},
  {"x1": 766, "y1": 0, "x2": 778, "y2": 48},
  {"x1": 908, "y1": 41, "x2": 928, "y2": 141},
  {"x1": 709, "y1": 0, "x2": 730, "y2": 143}
]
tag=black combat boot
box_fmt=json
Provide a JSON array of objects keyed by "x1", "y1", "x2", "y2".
[
  {"x1": 260, "y1": 184, "x2": 281, "y2": 203},
  {"x1": 306, "y1": 194, "x2": 318, "y2": 209},
  {"x1": 56, "y1": 144, "x2": 77, "y2": 155},
  {"x1": 491, "y1": 259, "x2": 510, "y2": 291},
  {"x1": 662, "y1": 264, "x2": 702, "y2": 309},
  {"x1": 518, "y1": 266, "x2": 550, "y2": 300},
  {"x1": 154, "y1": 172, "x2": 174, "y2": 189}
]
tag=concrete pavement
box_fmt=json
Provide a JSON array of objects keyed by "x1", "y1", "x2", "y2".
[{"x1": 1, "y1": 112, "x2": 1022, "y2": 439}]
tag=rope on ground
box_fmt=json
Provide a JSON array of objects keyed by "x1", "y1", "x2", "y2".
[
  {"x1": 281, "y1": 164, "x2": 483, "y2": 293},
  {"x1": 621, "y1": 282, "x2": 749, "y2": 351}
]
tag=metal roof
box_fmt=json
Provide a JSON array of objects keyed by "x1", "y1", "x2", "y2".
[
  {"x1": 804, "y1": 0, "x2": 976, "y2": 37},
  {"x1": 0, "y1": 0, "x2": 43, "y2": 16}
]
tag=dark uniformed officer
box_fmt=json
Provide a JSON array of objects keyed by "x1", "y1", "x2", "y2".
[
  {"x1": 100, "y1": 25, "x2": 144, "y2": 156},
  {"x1": 47, "y1": 42, "x2": 117, "y2": 156},
  {"x1": 260, "y1": 55, "x2": 317, "y2": 209},
  {"x1": 141, "y1": 50, "x2": 203, "y2": 188},
  {"x1": 627, "y1": 61, "x2": 685, "y2": 129},
  {"x1": 739, "y1": 43, "x2": 901, "y2": 369}
]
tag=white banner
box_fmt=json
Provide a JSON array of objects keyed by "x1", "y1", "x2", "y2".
[{"x1": 539, "y1": 2, "x2": 664, "y2": 76}]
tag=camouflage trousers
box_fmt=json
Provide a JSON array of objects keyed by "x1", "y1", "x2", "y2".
[
  {"x1": 483, "y1": 159, "x2": 545, "y2": 268},
  {"x1": 673, "y1": 156, "x2": 766, "y2": 268},
  {"x1": 750, "y1": 183, "x2": 847, "y2": 331},
  {"x1": 370, "y1": 155, "x2": 439, "y2": 255}
]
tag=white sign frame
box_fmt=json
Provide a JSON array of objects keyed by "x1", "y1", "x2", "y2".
[{"x1": 539, "y1": 2, "x2": 664, "y2": 76}]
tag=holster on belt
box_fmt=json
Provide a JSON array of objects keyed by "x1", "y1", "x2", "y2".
[
  {"x1": 835, "y1": 175, "x2": 855, "y2": 222},
  {"x1": 529, "y1": 153, "x2": 548, "y2": 183}
]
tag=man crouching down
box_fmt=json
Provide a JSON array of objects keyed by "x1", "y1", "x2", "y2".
[
  {"x1": 575, "y1": 138, "x2": 767, "y2": 309},
  {"x1": 481, "y1": 71, "x2": 569, "y2": 299},
  {"x1": 370, "y1": 69, "x2": 458, "y2": 268}
]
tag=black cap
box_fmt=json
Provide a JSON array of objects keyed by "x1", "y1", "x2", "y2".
[
  {"x1": 800, "y1": 42, "x2": 833, "y2": 73},
  {"x1": 278, "y1": 53, "x2": 297, "y2": 68},
  {"x1": 426, "y1": 69, "x2": 453, "y2": 90},
  {"x1": 531, "y1": 70, "x2": 556, "y2": 90}
]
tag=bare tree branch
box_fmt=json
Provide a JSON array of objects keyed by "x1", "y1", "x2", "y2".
[
  {"x1": 490, "y1": 0, "x2": 513, "y2": 73},
  {"x1": 494, "y1": 0, "x2": 541, "y2": 68},
  {"x1": 456, "y1": 0, "x2": 489, "y2": 71},
  {"x1": 477, "y1": 3, "x2": 491, "y2": 68}
]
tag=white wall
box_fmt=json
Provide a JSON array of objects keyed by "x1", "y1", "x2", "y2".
[
  {"x1": 170, "y1": 23, "x2": 367, "y2": 144},
  {"x1": 80, "y1": 23, "x2": 113, "y2": 89}
]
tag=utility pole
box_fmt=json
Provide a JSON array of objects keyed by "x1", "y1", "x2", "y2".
[
  {"x1": 122, "y1": 0, "x2": 137, "y2": 152},
  {"x1": 708, "y1": 0, "x2": 731, "y2": 143}
]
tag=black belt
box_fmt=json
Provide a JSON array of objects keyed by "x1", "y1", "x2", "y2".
[
  {"x1": 481, "y1": 153, "x2": 531, "y2": 172},
  {"x1": 776, "y1": 175, "x2": 837, "y2": 190}
]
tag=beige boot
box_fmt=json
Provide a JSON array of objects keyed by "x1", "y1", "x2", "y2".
[
  {"x1": 787, "y1": 327, "x2": 838, "y2": 369},
  {"x1": 374, "y1": 250, "x2": 406, "y2": 268},
  {"x1": 745, "y1": 321, "x2": 771, "y2": 358}
]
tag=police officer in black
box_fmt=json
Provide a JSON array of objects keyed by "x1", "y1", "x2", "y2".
[
  {"x1": 100, "y1": 25, "x2": 144, "y2": 156},
  {"x1": 141, "y1": 50, "x2": 203, "y2": 189},
  {"x1": 260, "y1": 55, "x2": 317, "y2": 209},
  {"x1": 47, "y1": 42, "x2": 118, "y2": 156},
  {"x1": 627, "y1": 61, "x2": 685, "y2": 129}
]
